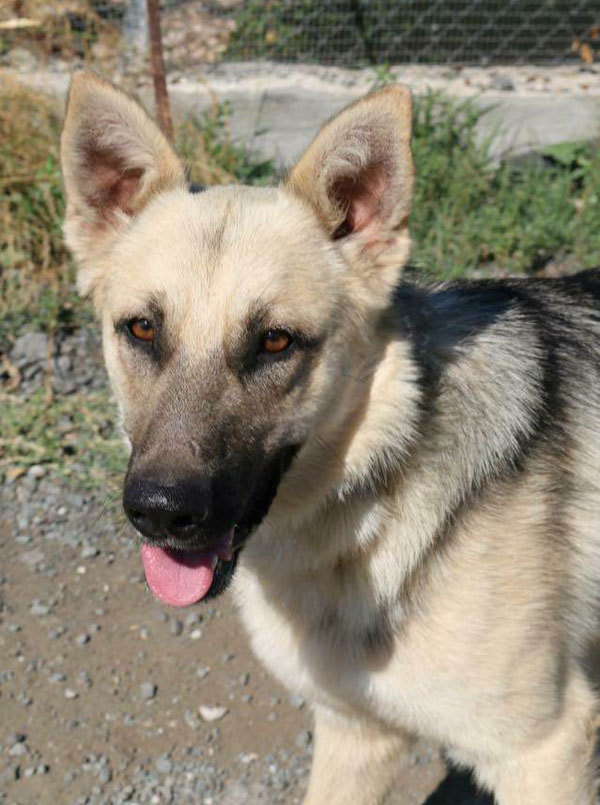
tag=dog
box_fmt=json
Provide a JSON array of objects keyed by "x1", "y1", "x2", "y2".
[{"x1": 61, "y1": 72, "x2": 600, "y2": 804}]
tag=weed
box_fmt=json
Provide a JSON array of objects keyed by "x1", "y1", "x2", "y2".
[
  {"x1": 177, "y1": 101, "x2": 275, "y2": 187},
  {"x1": 370, "y1": 63, "x2": 397, "y2": 91},
  {"x1": 0, "y1": 388, "x2": 126, "y2": 489},
  {"x1": 410, "y1": 92, "x2": 600, "y2": 277},
  {"x1": 0, "y1": 77, "x2": 75, "y2": 344}
]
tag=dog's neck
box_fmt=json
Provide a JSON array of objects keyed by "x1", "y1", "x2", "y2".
[{"x1": 247, "y1": 281, "x2": 549, "y2": 593}]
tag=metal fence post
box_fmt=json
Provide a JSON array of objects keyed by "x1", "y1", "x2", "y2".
[{"x1": 146, "y1": 0, "x2": 174, "y2": 142}]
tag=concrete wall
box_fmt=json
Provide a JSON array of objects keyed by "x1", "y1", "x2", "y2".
[{"x1": 6, "y1": 61, "x2": 600, "y2": 169}]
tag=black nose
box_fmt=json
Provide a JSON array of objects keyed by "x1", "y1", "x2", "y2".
[{"x1": 123, "y1": 479, "x2": 210, "y2": 540}]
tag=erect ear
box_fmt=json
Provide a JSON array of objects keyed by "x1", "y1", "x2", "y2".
[
  {"x1": 60, "y1": 71, "x2": 185, "y2": 293},
  {"x1": 285, "y1": 85, "x2": 413, "y2": 289}
]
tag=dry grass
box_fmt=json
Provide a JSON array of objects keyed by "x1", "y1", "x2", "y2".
[
  {"x1": 0, "y1": 75, "x2": 75, "y2": 339},
  {"x1": 0, "y1": 1, "x2": 122, "y2": 67}
]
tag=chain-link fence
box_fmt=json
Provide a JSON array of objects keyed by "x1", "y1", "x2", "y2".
[{"x1": 0, "y1": 0, "x2": 598, "y2": 70}]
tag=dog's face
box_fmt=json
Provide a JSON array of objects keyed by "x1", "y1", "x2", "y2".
[{"x1": 61, "y1": 73, "x2": 413, "y2": 604}]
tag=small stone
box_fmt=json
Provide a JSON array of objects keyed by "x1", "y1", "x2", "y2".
[
  {"x1": 198, "y1": 705, "x2": 228, "y2": 722},
  {"x1": 190, "y1": 628, "x2": 203, "y2": 640},
  {"x1": 64, "y1": 688, "x2": 78, "y2": 699},
  {"x1": 185, "y1": 611, "x2": 202, "y2": 626},
  {"x1": 140, "y1": 681, "x2": 157, "y2": 700},
  {"x1": 28, "y1": 465, "x2": 46, "y2": 479},
  {"x1": 78, "y1": 670, "x2": 92, "y2": 687},
  {"x1": 20, "y1": 549, "x2": 45, "y2": 568},
  {"x1": 75, "y1": 633, "x2": 90, "y2": 646},
  {"x1": 238, "y1": 672, "x2": 251, "y2": 686},
  {"x1": 155, "y1": 755, "x2": 173, "y2": 774},
  {"x1": 98, "y1": 768, "x2": 112, "y2": 784},
  {"x1": 196, "y1": 666, "x2": 210, "y2": 680},
  {"x1": 9, "y1": 743, "x2": 27, "y2": 757},
  {"x1": 11, "y1": 332, "x2": 49, "y2": 369},
  {"x1": 296, "y1": 730, "x2": 313, "y2": 750},
  {"x1": 489, "y1": 73, "x2": 514, "y2": 91},
  {"x1": 184, "y1": 708, "x2": 200, "y2": 730},
  {"x1": 29, "y1": 601, "x2": 50, "y2": 617},
  {"x1": 81, "y1": 545, "x2": 99, "y2": 559},
  {"x1": 288, "y1": 693, "x2": 306, "y2": 710},
  {"x1": 50, "y1": 671, "x2": 66, "y2": 683},
  {"x1": 170, "y1": 619, "x2": 183, "y2": 636},
  {"x1": 0, "y1": 764, "x2": 20, "y2": 784}
]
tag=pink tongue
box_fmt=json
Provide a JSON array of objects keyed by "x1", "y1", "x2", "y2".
[{"x1": 141, "y1": 544, "x2": 216, "y2": 607}]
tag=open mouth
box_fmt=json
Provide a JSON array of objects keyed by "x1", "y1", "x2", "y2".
[
  {"x1": 138, "y1": 444, "x2": 299, "y2": 607},
  {"x1": 141, "y1": 527, "x2": 244, "y2": 606}
]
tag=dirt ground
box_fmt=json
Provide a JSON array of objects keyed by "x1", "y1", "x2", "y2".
[{"x1": 0, "y1": 485, "x2": 447, "y2": 805}]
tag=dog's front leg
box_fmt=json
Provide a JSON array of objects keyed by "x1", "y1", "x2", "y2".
[
  {"x1": 303, "y1": 706, "x2": 414, "y2": 805},
  {"x1": 473, "y1": 670, "x2": 598, "y2": 805}
]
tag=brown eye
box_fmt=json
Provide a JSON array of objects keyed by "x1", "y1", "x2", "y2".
[
  {"x1": 128, "y1": 318, "x2": 155, "y2": 342},
  {"x1": 262, "y1": 329, "x2": 292, "y2": 354}
]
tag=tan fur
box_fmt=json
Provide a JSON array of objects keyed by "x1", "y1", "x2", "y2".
[
  {"x1": 60, "y1": 72, "x2": 186, "y2": 299},
  {"x1": 61, "y1": 73, "x2": 600, "y2": 804}
]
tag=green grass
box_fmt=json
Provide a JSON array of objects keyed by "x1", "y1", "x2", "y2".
[
  {"x1": 0, "y1": 388, "x2": 126, "y2": 489},
  {"x1": 410, "y1": 92, "x2": 600, "y2": 277}
]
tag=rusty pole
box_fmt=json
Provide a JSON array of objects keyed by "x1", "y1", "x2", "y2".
[{"x1": 146, "y1": 0, "x2": 173, "y2": 142}]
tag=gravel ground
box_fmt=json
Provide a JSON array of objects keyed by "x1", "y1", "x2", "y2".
[{"x1": 0, "y1": 327, "x2": 449, "y2": 804}]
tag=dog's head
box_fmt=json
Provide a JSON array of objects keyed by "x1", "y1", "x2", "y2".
[{"x1": 61, "y1": 72, "x2": 414, "y2": 604}]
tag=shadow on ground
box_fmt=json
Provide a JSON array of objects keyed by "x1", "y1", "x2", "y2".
[{"x1": 424, "y1": 766, "x2": 495, "y2": 804}]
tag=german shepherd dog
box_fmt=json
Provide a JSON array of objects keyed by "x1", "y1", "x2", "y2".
[{"x1": 61, "y1": 73, "x2": 600, "y2": 804}]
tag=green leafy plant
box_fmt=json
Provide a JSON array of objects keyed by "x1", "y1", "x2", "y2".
[
  {"x1": 410, "y1": 92, "x2": 600, "y2": 276},
  {"x1": 177, "y1": 101, "x2": 275, "y2": 187}
]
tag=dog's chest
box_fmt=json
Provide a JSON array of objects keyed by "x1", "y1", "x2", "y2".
[
  {"x1": 232, "y1": 514, "x2": 462, "y2": 740},
  {"x1": 232, "y1": 496, "x2": 548, "y2": 751},
  {"x1": 234, "y1": 560, "x2": 461, "y2": 738}
]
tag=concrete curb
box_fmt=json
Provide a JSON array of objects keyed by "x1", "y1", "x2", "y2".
[{"x1": 4, "y1": 61, "x2": 599, "y2": 168}]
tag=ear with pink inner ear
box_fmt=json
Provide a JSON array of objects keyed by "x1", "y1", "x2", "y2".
[
  {"x1": 285, "y1": 84, "x2": 414, "y2": 271},
  {"x1": 60, "y1": 71, "x2": 185, "y2": 282}
]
